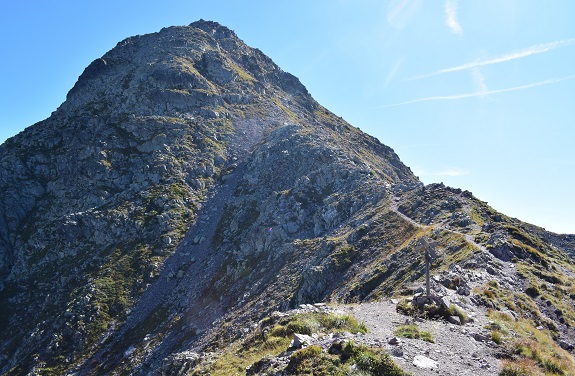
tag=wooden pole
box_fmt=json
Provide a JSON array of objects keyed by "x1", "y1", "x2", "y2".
[{"x1": 425, "y1": 248, "x2": 430, "y2": 298}]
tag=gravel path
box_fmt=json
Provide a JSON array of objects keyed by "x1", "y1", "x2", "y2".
[{"x1": 347, "y1": 300, "x2": 501, "y2": 375}]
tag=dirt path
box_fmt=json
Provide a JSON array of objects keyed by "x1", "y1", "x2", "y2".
[{"x1": 346, "y1": 300, "x2": 501, "y2": 375}]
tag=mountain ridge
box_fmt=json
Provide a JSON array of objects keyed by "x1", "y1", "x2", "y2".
[{"x1": 0, "y1": 20, "x2": 574, "y2": 375}]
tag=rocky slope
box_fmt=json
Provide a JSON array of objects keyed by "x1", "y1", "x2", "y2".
[{"x1": 0, "y1": 20, "x2": 574, "y2": 375}]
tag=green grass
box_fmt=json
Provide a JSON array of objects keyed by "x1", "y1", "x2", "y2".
[
  {"x1": 394, "y1": 324, "x2": 434, "y2": 343},
  {"x1": 447, "y1": 304, "x2": 468, "y2": 324},
  {"x1": 228, "y1": 61, "x2": 256, "y2": 83},
  {"x1": 272, "y1": 97, "x2": 298, "y2": 122},
  {"x1": 330, "y1": 245, "x2": 356, "y2": 270},
  {"x1": 499, "y1": 358, "x2": 540, "y2": 375},
  {"x1": 488, "y1": 311, "x2": 575, "y2": 376},
  {"x1": 491, "y1": 330, "x2": 503, "y2": 345},
  {"x1": 191, "y1": 311, "x2": 374, "y2": 375},
  {"x1": 273, "y1": 312, "x2": 368, "y2": 337},
  {"x1": 205, "y1": 337, "x2": 291, "y2": 376},
  {"x1": 516, "y1": 262, "x2": 575, "y2": 328},
  {"x1": 286, "y1": 342, "x2": 408, "y2": 376},
  {"x1": 395, "y1": 298, "x2": 414, "y2": 316}
]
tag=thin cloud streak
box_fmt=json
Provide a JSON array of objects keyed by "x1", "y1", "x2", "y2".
[
  {"x1": 383, "y1": 57, "x2": 405, "y2": 88},
  {"x1": 471, "y1": 67, "x2": 488, "y2": 97},
  {"x1": 383, "y1": 75, "x2": 575, "y2": 108},
  {"x1": 411, "y1": 39, "x2": 575, "y2": 80},
  {"x1": 386, "y1": 0, "x2": 423, "y2": 30},
  {"x1": 445, "y1": 0, "x2": 463, "y2": 36}
]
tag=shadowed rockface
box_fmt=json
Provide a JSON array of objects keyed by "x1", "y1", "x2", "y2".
[{"x1": 0, "y1": 20, "x2": 573, "y2": 375}]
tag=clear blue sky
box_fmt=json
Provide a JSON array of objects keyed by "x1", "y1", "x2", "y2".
[{"x1": 1, "y1": 0, "x2": 574, "y2": 234}]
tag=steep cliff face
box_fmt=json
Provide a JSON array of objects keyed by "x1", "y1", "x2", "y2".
[{"x1": 0, "y1": 21, "x2": 573, "y2": 375}]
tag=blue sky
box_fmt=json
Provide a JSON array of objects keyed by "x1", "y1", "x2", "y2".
[{"x1": 1, "y1": 0, "x2": 574, "y2": 234}]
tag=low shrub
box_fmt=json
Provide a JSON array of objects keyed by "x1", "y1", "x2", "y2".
[
  {"x1": 395, "y1": 298, "x2": 414, "y2": 316},
  {"x1": 491, "y1": 330, "x2": 503, "y2": 345},
  {"x1": 447, "y1": 304, "x2": 468, "y2": 324}
]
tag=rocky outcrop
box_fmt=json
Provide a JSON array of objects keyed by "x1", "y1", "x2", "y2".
[{"x1": 0, "y1": 20, "x2": 416, "y2": 375}]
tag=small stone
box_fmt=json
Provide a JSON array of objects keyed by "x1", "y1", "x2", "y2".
[
  {"x1": 390, "y1": 346, "x2": 404, "y2": 357},
  {"x1": 388, "y1": 337, "x2": 402, "y2": 345},
  {"x1": 448, "y1": 315, "x2": 462, "y2": 325},
  {"x1": 457, "y1": 286, "x2": 471, "y2": 296},
  {"x1": 123, "y1": 345, "x2": 135, "y2": 358},
  {"x1": 559, "y1": 340, "x2": 574, "y2": 351}
]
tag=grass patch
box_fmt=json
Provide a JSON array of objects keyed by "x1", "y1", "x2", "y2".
[
  {"x1": 228, "y1": 61, "x2": 256, "y2": 83},
  {"x1": 491, "y1": 330, "x2": 503, "y2": 345},
  {"x1": 395, "y1": 298, "x2": 414, "y2": 316},
  {"x1": 488, "y1": 311, "x2": 575, "y2": 376},
  {"x1": 205, "y1": 337, "x2": 291, "y2": 376},
  {"x1": 272, "y1": 97, "x2": 298, "y2": 122},
  {"x1": 500, "y1": 358, "x2": 540, "y2": 375},
  {"x1": 193, "y1": 311, "x2": 369, "y2": 375},
  {"x1": 447, "y1": 304, "x2": 468, "y2": 324},
  {"x1": 286, "y1": 342, "x2": 408, "y2": 376},
  {"x1": 469, "y1": 208, "x2": 486, "y2": 227},
  {"x1": 330, "y1": 245, "x2": 357, "y2": 271},
  {"x1": 394, "y1": 324, "x2": 434, "y2": 343},
  {"x1": 276, "y1": 312, "x2": 368, "y2": 337}
]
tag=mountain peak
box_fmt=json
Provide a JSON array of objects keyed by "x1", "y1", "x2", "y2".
[
  {"x1": 64, "y1": 19, "x2": 311, "y2": 121},
  {"x1": 1, "y1": 20, "x2": 574, "y2": 375},
  {"x1": 188, "y1": 19, "x2": 238, "y2": 39}
]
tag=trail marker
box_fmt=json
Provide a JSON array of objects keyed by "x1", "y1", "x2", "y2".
[{"x1": 416, "y1": 237, "x2": 438, "y2": 298}]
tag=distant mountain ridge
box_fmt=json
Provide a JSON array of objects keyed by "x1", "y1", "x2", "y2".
[{"x1": 0, "y1": 20, "x2": 573, "y2": 375}]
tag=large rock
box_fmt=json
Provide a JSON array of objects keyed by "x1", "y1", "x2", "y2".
[
  {"x1": 413, "y1": 355, "x2": 438, "y2": 369},
  {"x1": 290, "y1": 333, "x2": 316, "y2": 349}
]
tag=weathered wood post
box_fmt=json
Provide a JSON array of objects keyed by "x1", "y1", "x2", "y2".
[
  {"x1": 416, "y1": 236, "x2": 438, "y2": 300},
  {"x1": 425, "y1": 246, "x2": 431, "y2": 298}
]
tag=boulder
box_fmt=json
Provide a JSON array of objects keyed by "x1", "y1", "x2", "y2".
[
  {"x1": 413, "y1": 355, "x2": 438, "y2": 369},
  {"x1": 290, "y1": 333, "x2": 315, "y2": 349}
]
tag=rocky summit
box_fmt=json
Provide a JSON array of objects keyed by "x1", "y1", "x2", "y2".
[{"x1": 1, "y1": 20, "x2": 574, "y2": 375}]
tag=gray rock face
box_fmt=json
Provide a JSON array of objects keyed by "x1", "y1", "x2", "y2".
[{"x1": 0, "y1": 20, "x2": 416, "y2": 374}]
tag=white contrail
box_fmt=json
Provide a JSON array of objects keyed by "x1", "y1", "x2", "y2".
[
  {"x1": 411, "y1": 39, "x2": 575, "y2": 80},
  {"x1": 445, "y1": 0, "x2": 463, "y2": 36},
  {"x1": 471, "y1": 67, "x2": 488, "y2": 97},
  {"x1": 383, "y1": 75, "x2": 575, "y2": 108}
]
